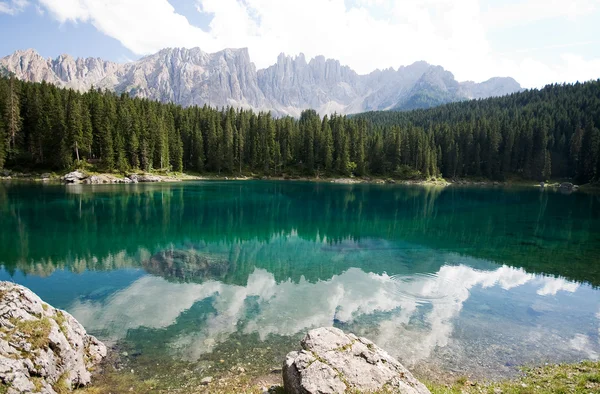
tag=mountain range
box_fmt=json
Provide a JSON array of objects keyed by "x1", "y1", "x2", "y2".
[{"x1": 0, "y1": 47, "x2": 522, "y2": 116}]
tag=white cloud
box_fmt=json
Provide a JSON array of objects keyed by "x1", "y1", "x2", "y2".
[
  {"x1": 485, "y1": 53, "x2": 600, "y2": 89},
  {"x1": 0, "y1": 0, "x2": 28, "y2": 15},
  {"x1": 26, "y1": 0, "x2": 600, "y2": 88},
  {"x1": 37, "y1": 0, "x2": 220, "y2": 54},
  {"x1": 483, "y1": 0, "x2": 600, "y2": 29}
]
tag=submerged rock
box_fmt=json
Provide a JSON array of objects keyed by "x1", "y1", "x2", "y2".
[
  {"x1": 283, "y1": 327, "x2": 430, "y2": 394},
  {"x1": 0, "y1": 282, "x2": 106, "y2": 393}
]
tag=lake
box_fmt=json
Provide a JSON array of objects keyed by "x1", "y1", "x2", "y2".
[{"x1": 0, "y1": 181, "x2": 599, "y2": 387}]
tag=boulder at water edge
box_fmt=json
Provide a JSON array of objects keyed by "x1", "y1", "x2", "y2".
[
  {"x1": 136, "y1": 174, "x2": 162, "y2": 182},
  {"x1": 61, "y1": 171, "x2": 86, "y2": 183},
  {"x1": 0, "y1": 282, "x2": 106, "y2": 393},
  {"x1": 283, "y1": 327, "x2": 430, "y2": 394}
]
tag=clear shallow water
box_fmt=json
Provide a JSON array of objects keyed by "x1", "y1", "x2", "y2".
[{"x1": 0, "y1": 181, "x2": 599, "y2": 381}]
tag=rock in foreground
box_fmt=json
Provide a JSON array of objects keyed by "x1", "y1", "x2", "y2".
[
  {"x1": 283, "y1": 327, "x2": 430, "y2": 394},
  {"x1": 0, "y1": 282, "x2": 106, "y2": 393}
]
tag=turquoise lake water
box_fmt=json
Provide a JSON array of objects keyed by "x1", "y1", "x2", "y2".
[{"x1": 0, "y1": 181, "x2": 598, "y2": 382}]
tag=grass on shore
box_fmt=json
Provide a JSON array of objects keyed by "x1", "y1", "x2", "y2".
[
  {"x1": 426, "y1": 361, "x2": 600, "y2": 394},
  {"x1": 72, "y1": 361, "x2": 600, "y2": 394}
]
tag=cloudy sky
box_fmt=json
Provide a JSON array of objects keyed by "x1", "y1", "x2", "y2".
[{"x1": 0, "y1": 0, "x2": 599, "y2": 88}]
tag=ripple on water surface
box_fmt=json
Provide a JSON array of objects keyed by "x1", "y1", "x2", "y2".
[{"x1": 388, "y1": 272, "x2": 468, "y2": 305}]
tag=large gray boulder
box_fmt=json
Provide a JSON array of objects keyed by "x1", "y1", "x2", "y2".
[
  {"x1": 559, "y1": 182, "x2": 575, "y2": 190},
  {"x1": 84, "y1": 175, "x2": 133, "y2": 184},
  {"x1": 84, "y1": 175, "x2": 107, "y2": 184},
  {"x1": 137, "y1": 174, "x2": 162, "y2": 183},
  {"x1": 61, "y1": 171, "x2": 86, "y2": 183},
  {"x1": 283, "y1": 327, "x2": 430, "y2": 394},
  {"x1": 0, "y1": 282, "x2": 106, "y2": 393}
]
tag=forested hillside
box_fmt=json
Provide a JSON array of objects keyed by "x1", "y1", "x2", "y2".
[
  {"x1": 357, "y1": 81, "x2": 600, "y2": 182},
  {"x1": 0, "y1": 77, "x2": 599, "y2": 183}
]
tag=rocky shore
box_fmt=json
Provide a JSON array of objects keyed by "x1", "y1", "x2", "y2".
[
  {"x1": 0, "y1": 169, "x2": 590, "y2": 191},
  {"x1": 61, "y1": 171, "x2": 203, "y2": 184},
  {"x1": 1, "y1": 283, "x2": 598, "y2": 393},
  {"x1": 0, "y1": 170, "x2": 204, "y2": 184},
  {"x1": 0, "y1": 284, "x2": 432, "y2": 393},
  {"x1": 0, "y1": 169, "x2": 447, "y2": 185},
  {"x1": 0, "y1": 282, "x2": 106, "y2": 393}
]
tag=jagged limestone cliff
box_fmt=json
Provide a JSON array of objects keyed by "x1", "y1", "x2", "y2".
[{"x1": 0, "y1": 48, "x2": 522, "y2": 116}]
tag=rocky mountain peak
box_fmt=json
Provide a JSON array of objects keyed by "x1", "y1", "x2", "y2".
[
  {"x1": 0, "y1": 48, "x2": 523, "y2": 115},
  {"x1": 460, "y1": 76, "x2": 523, "y2": 99},
  {"x1": 13, "y1": 48, "x2": 43, "y2": 59},
  {"x1": 418, "y1": 66, "x2": 459, "y2": 90}
]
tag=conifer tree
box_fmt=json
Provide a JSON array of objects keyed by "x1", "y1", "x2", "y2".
[
  {"x1": 356, "y1": 120, "x2": 366, "y2": 176},
  {"x1": 81, "y1": 103, "x2": 93, "y2": 160},
  {"x1": 578, "y1": 119, "x2": 600, "y2": 182},
  {"x1": 65, "y1": 91, "x2": 83, "y2": 164},
  {"x1": 100, "y1": 96, "x2": 116, "y2": 170},
  {"x1": 0, "y1": 115, "x2": 5, "y2": 169},
  {"x1": 299, "y1": 110, "x2": 317, "y2": 173},
  {"x1": 223, "y1": 111, "x2": 234, "y2": 173},
  {"x1": 50, "y1": 90, "x2": 70, "y2": 169},
  {"x1": 4, "y1": 77, "x2": 21, "y2": 160},
  {"x1": 167, "y1": 111, "x2": 183, "y2": 172},
  {"x1": 321, "y1": 115, "x2": 333, "y2": 172},
  {"x1": 234, "y1": 110, "x2": 246, "y2": 173},
  {"x1": 193, "y1": 121, "x2": 205, "y2": 172}
]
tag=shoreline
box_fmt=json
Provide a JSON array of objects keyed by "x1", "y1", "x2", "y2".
[
  {"x1": 80, "y1": 353, "x2": 600, "y2": 394},
  {"x1": 1, "y1": 169, "x2": 593, "y2": 190}
]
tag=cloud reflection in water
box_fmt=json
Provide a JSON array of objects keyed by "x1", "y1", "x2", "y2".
[{"x1": 68, "y1": 262, "x2": 595, "y2": 368}]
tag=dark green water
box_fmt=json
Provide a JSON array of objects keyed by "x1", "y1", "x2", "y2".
[{"x1": 0, "y1": 181, "x2": 599, "y2": 382}]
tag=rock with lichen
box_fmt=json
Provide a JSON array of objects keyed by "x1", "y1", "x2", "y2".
[
  {"x1": 0, "y1": 282, "x2": 106, "y2": 393},
  {"x1": 283, "y1": 327, "x2": 430, "y2": 394}
]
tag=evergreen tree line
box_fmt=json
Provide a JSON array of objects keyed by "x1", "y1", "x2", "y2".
[
  {"x1": 0, "y1": 76, "x2": 599, "y2": 182},
  {"x1": 355, "y1": 80, "x2": 600, "y2": 182}
]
